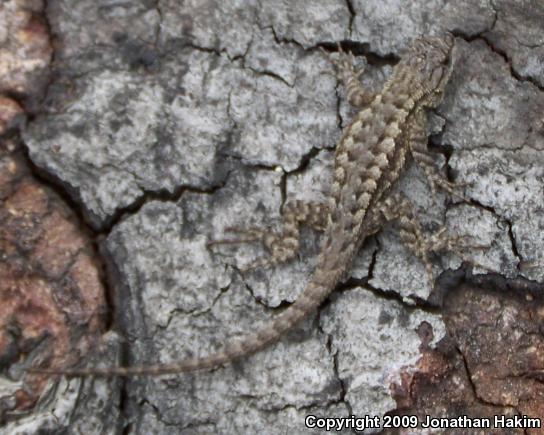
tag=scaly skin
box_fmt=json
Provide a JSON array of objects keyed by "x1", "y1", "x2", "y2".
[{"x1": 29, "y1": 35, "x2": 454, "y2": 377}]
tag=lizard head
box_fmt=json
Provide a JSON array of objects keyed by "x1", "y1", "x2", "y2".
[{"x1": 400, "y1": 33, "x2": 455, "y2": 102}]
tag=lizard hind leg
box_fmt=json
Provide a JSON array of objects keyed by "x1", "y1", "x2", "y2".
[
  {"x1": 377, "y1": 194, "x2": 437, "y2": 284},
  {"x1": 375, "y1": 194, "x2": 490, "y2": 286},
  {"x1": 208, "y1": 200, "x2": 329, "y2": 271},
  {"x1": 323, "y1": 43, "x2": 376, "y2": 108}
]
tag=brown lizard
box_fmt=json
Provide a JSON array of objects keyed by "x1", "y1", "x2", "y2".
[{"x1": 30, "y1": 34, "x2": 458, "y2": 377}]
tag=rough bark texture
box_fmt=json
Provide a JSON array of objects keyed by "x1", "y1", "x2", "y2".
[{"x1": 2, "y1": 0, "x2": 544, "y2": 434}]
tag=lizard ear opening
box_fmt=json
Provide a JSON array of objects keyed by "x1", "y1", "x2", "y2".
[{"x1": 429, "y1": 66, "x2": 446, "y2": 90}]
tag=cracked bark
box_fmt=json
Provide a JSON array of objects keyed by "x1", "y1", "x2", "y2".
[{"x1": 2, "y1": 0, "x2": 544, "y2": 434}]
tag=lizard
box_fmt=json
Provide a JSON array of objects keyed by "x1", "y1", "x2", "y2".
[{"x1": 29, "y1": 34, "x2": 459, "y2": 377}]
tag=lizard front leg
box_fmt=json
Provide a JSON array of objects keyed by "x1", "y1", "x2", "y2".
[
  {"x1": 367, "y1": 193, "x2": 489, "y2": 284},
  {"x1": 209, "y1": 200, "x2": 329, "y2": 269},
  {"x1": 326, "y1": 44, "x2": 376, "y2": 108}
]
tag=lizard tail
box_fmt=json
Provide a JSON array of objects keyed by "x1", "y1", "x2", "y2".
[{"x1": 27, "y1": 271, "x2": 336, "y2": 377}]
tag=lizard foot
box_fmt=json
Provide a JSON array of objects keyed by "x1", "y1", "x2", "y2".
[
  {"x1": 207, "y1": 226, "x2": 299, "y2": 271},
  {"x1": 428, "y1": 227, "x2": 494, "y2": 272}
]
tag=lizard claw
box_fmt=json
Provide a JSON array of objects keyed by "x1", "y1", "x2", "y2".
[
  {"x1": 443, "y1": 179, "x2": 474, "y2": 202},
  {"x1": 321, "y1": 43, "x2": 358, "y2": 71},
  {"x1": 239, "y1": 257, "x2": 274, "y2": 272},
  {"x1": 206, "y1": 226, "x2": 266, "y2": 248},
  {"x1": 428, "y1": 229, "x2": 495, "y2": 274},
  {"x1": 429, "y1": 229, "x2": 491, "y2": 253}
]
